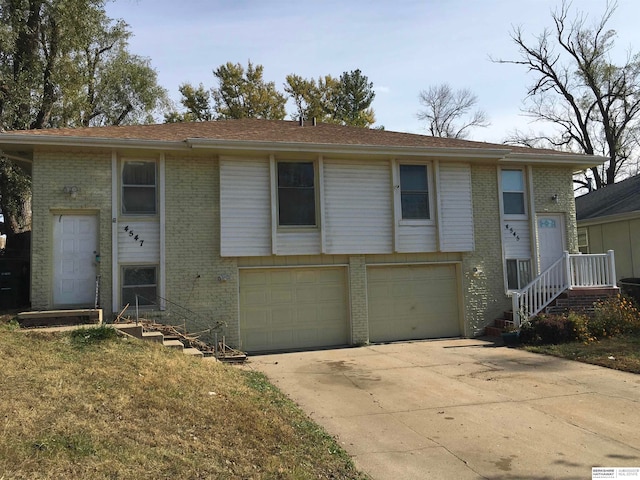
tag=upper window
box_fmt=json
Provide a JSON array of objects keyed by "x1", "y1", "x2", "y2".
[
  {"x1": 277, "y1": 162, "x2": 316, "y2": 226},
  {"x1": 400, "y1": 164, "x2": 430, "y2": 220},
  {"x1": 501, "y1": 169, "x2": 525, "y2": 215},
  {"x1": 122, "y1": 161, "x2": 156, "y2": 215}
]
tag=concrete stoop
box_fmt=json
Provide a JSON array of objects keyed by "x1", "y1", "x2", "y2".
[
  {"x1": 114, "y1": 323, "x2": 205, "y2": 358},
  {"x1": 17, "y1": 309, "x2": 103, "y2": 329}
]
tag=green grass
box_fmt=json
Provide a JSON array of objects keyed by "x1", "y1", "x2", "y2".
[
  {"x1": 0, "y1": 314, "x2": 368, "y2": 479},
  {"x1": 523, "y1": 334, "x2": 640, "y2": 374}
]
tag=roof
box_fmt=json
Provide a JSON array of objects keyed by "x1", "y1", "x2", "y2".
[
  {"x1": 0, "y1": 118, "x2": 602, "y2": 165},
  {"x1": 576, "y1": 174, "x2": 640, "y2": 221}
]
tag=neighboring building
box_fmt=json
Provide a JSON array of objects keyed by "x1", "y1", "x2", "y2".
[
  {"x1": 576, "y1": 174, "x2": 640, "y2": 280},
  {"x1": 0, "y1": 119, "x2": 598, "y2": 352}
]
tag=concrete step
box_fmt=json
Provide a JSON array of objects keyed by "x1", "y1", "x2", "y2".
[
  {"x1": 163, "y1": 339, "x2": 184, "y2": 349},
  {"x1": 183, "y1": 347, "x2": 204, "y2": 357},
  {"x1": 113, "y1": 324, "x2": 144, "y2": 339},
  {"x1": 141, "y1": 331, "x2": 164, "y2": 343}
]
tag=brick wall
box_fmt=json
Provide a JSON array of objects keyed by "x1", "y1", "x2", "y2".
[
  {"x1": 461, "y1": 165, "x2": 511, "y2": 335},
  {"x1": 163, "y1": 154, "x2": 239, "y2": 345}
]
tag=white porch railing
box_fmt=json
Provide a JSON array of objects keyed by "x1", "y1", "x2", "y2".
[{"x1": 511, "y1": 250, "x2": 616, "y2": 327}]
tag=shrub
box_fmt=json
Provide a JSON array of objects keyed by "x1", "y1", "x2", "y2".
[
  {"x1": 519, "y1": 312, "x2": 590, "y2": 345},
  {"x1": 589, "y1": 295, "x2": 640, "y2": 339}
]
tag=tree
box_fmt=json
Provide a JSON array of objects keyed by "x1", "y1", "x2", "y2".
[
  {"x1": 0, "y1": 0, "x2": 169, "y2": 246},
  {"x1": 284, "y1": 69, "x2": 376, "y2": 127},
  {"x1": 333, "y1": 69, "x2": 375, "y2": 127},
  {"x1": 164, "y1": 83, "x2": 213, "y2": 123},
  {"x1": 284, "y1": 74, "x2": 338, "y2": 123},
  {"x1": 211, "y1": 61, "x2": 286, "y2": 120},
  {"x1": 416, "y1": 84, "x2": 489, "y2": 139},
  {"x1": 495, "y1": 1, "x2": 640, "y2": 191}
]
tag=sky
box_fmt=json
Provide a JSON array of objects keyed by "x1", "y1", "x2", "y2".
[{"x1": 105, "y1": 0, "x2": 640, "y2": 143}]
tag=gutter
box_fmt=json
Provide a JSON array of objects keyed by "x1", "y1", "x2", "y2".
[{"x1": 577, "y1": 210, "x2": 640, "y2": 227}]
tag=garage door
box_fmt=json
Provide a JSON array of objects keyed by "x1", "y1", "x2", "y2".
[
  {"x1": 240, "y1": 267, "x2": 349, "y2": 352},
  {"x1": 367, "y1": 264, "x2": 460, "y2": 342}
]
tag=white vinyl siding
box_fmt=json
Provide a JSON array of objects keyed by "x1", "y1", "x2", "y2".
[
  {"x1": 275, "y1": 230, "x2": 321, "y2": 255},
  {"x1": 396, "y1": 225, "x2": 438, "y2": 253},
  {"x1": 220, "y1": 158, "x2": 271, "y2": 257},
  {"x1": 438, "y1": 163, "x2": 474, "y2": 252},
  {"x1": 502, "y1": 220, "x2": 531, "y2": 259},
  {"x1": 117, "y1": 221, "x2": 160, "y2": 263},
  {"x1": 323, "y1": 159, "x2": 393, "y2": 254}
]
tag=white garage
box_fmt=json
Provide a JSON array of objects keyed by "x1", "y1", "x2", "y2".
[
  {"x1": 239, "y1": 267, "x2": 349, "y2": 352},
  {"x1": 367, "y1": 264, "x2": 461, "y2": 343}
]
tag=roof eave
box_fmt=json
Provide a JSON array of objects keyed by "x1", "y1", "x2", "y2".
[{"x1": 577, "y1": 209, "x2": 640, "y2": 226}]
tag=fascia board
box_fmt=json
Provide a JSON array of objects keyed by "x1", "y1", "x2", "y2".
[
  {"x1": 186, "y1": 138, "x2": 512, "y2": 159},
  {"x1": 502, "y1": 152, "x2": 606, "y2": 170},
  {"x1": 0, "y1": 134, "x2": 188, "y2": 151}
]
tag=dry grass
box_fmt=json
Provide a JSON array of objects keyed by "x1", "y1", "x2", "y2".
[
  {"x1": 0, "y1": 314, "x2": 368, "y2": 479},
  {"x1": 524, "y1": 334, "x2": 640, "y2": 374}
]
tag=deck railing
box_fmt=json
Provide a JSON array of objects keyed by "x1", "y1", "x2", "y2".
[{"x1": 511, "y1": 250, "x2": 616, "y2": 327}]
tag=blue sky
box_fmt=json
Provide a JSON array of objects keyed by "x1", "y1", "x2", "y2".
[{"x1": 106, "y1": 0, "x2": 640, "y2": 143}]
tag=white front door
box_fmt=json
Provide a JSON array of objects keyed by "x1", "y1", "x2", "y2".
[
  {"x1": 537, "y1": 214, "x2": 565, "y2": 273},
  {"x1": 53, "y1": 214, "x2": 98, "y2": 307}
]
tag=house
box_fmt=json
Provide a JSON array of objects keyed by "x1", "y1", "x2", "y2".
[
  {"x1": 0, "y1": 119, "x2": 603, "y2": 352},
  {"x1": 576, "y1": 174, "x2": 640, "y2": 280}
]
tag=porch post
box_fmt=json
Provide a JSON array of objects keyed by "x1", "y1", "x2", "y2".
[
  {"x1": 607, "y1": 250, "x2": 616, "y2": 287},
  {"x1": 564, "y1": 251, "x2": 572, "y2": 289}
]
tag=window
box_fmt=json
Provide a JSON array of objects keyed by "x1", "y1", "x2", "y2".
[
  {"x1": 122, "y1": 266, "x2": 157, "y2": 307},
  {"x1": 122, "y1": 161, "x2": 156, "y2": 214},
  {"x1": 277, "y1": 162, "x2": 316, "y2": 226},
  {"x1": 577, "y1": 228, "x2": 589, "y2": 254},
  {"x1": 506, "y1": 259, "x2": 531, "y2": 290},
  {"x1": 400, "y1": 164, "x2": 430, "y2": 220},
  {"x1": 501, "y1": 169, "x2": 525, "y2": 215}
]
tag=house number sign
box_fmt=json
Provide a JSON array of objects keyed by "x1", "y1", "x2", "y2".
[
  {"x1": 123, "y1": 225, "x2": 145, "y2": 246},
  {"x1": 504, "y1": 224, "x2": 520, "y2": 241}
]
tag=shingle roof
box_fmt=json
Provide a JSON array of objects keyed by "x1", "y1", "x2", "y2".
[
  {"x1": 0, "y1": 118, "x2": 576, "y2": 156},
  {"x1": 575, "y1": 174, "x2": 640, "y2": 221}
]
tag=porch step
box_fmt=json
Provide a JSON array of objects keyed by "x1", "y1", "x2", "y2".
[
  {"x1": 484, "y1": 312, "x2": 516, "y2": 338},
  {"x1": 17, "y1": 309, "x2": 102, "y2": 328},
  {"x1": 114, "y1": 322, "x2": 203, "y2": 358}
]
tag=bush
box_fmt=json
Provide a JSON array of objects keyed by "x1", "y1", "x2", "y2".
[
  {"x1": 520, "y1": 312, "x2": 590, "y2": 345},
  {"x1": 589, "y1": 295, "x2": 640, "y2": 339},
  {"x1": 70, "y1": 326, "x2": 119, "y2": 347}
]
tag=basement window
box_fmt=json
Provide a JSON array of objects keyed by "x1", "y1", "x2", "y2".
[
  {"x1": 122, "y1": 266, "x2": 157, "y2": 307},
  {"x1": 506, "y1": 259, "x2": 531, "y2": 290}
]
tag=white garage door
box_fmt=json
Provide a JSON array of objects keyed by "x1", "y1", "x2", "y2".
[
  {"x1": 367, "y1": 264, "x2": 461, "y2": 343},
  {"x1": 240, "y1": 267, "x2": 349, "y2": 352}
]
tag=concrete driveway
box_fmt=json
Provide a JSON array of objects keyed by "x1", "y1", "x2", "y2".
[{"x1": 247, "y1": 339, "x2": 640, "y2": 480}]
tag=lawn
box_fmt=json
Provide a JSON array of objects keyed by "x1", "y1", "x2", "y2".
[
  {"x1": 0, "y1": 314, "x2": 368, "y2": 480},
  {"x1": 523, "y1": 334, "x2": 640, "y2": 374}
]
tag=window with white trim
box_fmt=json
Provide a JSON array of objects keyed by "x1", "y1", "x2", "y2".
[
  {"x1": 399, "y1": 164, "x2": 430, "y2": 220},
  {"x1": 122, "y1": 266, "x2": 157, "y2": 307},
  {"x1": 501, "y1": 169, "x2": 525, "y2": 216},
  {"x1": 578, "y1": 227, "x2": 589, "y2": 254},
  {"x1": 277, "y1": 161, "x2": 316, "y2": 226},
  {"x1": 122, "y1": 161, "x2": 156, "y2": 214},
  {"x1": 506, "y1": 259, "x2": 531, "y2": 290}
]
